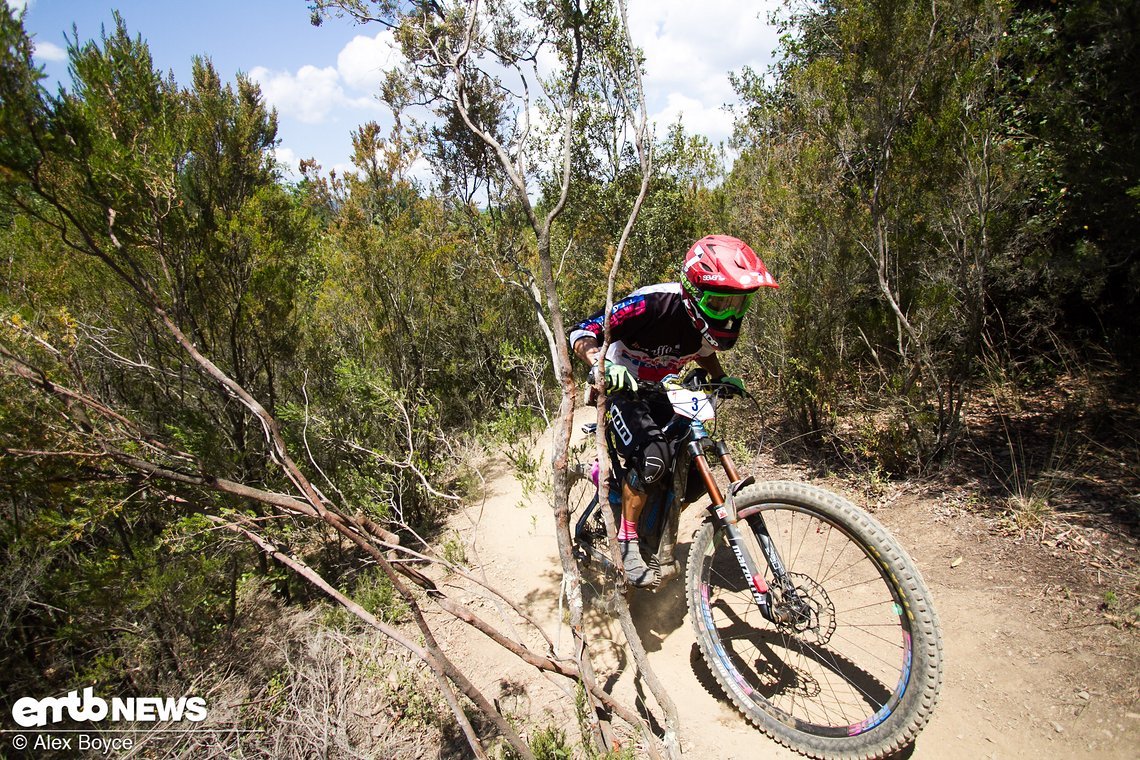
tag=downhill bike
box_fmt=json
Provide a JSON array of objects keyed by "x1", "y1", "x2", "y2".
[{"x1": 570, "y1": 373, "x2": 943, "y2": 759}]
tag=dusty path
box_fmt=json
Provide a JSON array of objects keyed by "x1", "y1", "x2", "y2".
[{"x1": 429, "y1": 411, "x2": 1139, "y2": 758}]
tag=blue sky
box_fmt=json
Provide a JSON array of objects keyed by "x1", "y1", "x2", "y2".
[{"x1": 13, "y1": 0, "x2": 781, "y2": 181}]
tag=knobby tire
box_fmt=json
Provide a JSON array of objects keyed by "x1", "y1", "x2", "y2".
[{"x1": 685, "y1": 481, "x2": 942, "y2": 759}]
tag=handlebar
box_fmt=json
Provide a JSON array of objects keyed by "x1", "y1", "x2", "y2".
[
  {"x1": 586, "y1": 367, "x2": 748, "y2": 400},
  {"x1": 635, "y1": 378, "x2": 745, "y2": 400}
]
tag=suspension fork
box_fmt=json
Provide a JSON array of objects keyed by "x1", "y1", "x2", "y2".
[
  {"x1": 710, "y1": 441, "x2": 792, "y2": 584},
  {"x1": 687, "y1": 430, "x2": 781, "y2": 621}
]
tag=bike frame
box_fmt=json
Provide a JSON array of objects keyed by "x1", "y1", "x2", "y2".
[
  {"x1": 574, "y1": 379, "x2": 943, "y2": 754},
  {"x1": 576, "y1": 380, "x2": 796, "y2": 618}
]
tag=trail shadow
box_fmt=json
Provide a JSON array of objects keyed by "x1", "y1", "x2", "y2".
[
  {"x1": 707, "y1": 598, "x2": 892, "y2": 708},
  {"x1": 688, "y1": 638, "x2": 921, "y2": 756},
  {"x1": 627, "y1": 538, "x2": 692, "y2": 653},
  {"x1": 950, "y1": 378, "x2": 1140, "y2": 537},
  {"x1": 689, "y1": 641, "x2": 724, "y2": 700},
  {"x1": 519, "y1": 533, "x2": 693, "y2": 643}
]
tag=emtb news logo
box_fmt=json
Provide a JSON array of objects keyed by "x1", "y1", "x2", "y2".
[{"x1": 11, "y1": 687, "x2": 208, "y2": 728}]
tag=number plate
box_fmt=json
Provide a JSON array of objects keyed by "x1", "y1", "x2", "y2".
[{"x1": 667, "y1": 388, "x2": 716, "y2": 421}]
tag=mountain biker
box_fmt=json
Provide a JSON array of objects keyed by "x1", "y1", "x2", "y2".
[{"x1": 569, "y1": 234, "x2": 778, "y2": 587}]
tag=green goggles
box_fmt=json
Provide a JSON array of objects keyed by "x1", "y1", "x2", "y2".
[{"x1": 696, "y1": 290, "x2": 755, "y2": 320}]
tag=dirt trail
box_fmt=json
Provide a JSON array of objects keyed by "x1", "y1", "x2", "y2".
[{"x1": 429, "y1": 411, "x2": 1139, "y2": 758}]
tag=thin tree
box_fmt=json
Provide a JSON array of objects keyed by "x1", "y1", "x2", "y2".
[{"x1": 311, "y1": 0, "x2": 680, "y2": 753}]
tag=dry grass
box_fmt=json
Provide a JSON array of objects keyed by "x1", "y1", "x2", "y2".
[
  {"x1": 121, "y1": 584, "x2": 451, "y2": 760},
  {"x1": 946, "y1": 369, "x2": 1140, "y2": 615}
]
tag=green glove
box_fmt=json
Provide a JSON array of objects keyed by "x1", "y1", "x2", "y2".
[
  {"x1": 603, "y1": 362, "x2": 639, "y2": 394},
  {"x1": 718, "y1": 375, "x2": 746, "y2": 396}
]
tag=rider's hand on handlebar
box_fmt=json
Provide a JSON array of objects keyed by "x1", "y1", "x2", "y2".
[
  {"x1": 587, "y1": 361, "x2": 639, "y2": 394},
  {"x1": 717, "y1": 375, "x2": 747, "y2": 397}
]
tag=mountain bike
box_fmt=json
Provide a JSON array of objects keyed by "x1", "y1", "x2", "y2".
[{"x1": 570, "y1": 373, "x2": 943, "y2": 759}]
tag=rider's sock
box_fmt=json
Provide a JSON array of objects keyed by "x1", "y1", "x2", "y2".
[{"x1": 617, "y1": 518, "x2": 638, "y2": 541}]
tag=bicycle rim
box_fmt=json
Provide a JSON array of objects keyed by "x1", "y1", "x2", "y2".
[{"x1": 689, "y1": 495, "x2": 921, "y2": 744}]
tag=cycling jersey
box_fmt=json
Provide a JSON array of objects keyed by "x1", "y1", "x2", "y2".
[{"x1": 569, "y1": 283, "x2": 714, "y2": 382}]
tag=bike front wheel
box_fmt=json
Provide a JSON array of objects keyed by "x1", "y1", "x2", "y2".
[{"x1": 686, "y1": 481, "x2": 942, "y2": 759}]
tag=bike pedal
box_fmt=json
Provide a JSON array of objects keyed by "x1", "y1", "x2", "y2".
[{"x1": 654, "y1": 562, "x2": 680, "y2": 588}]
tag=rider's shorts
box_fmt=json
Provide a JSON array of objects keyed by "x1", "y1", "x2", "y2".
[{"x1": 605, "y1": 393, "x2": 673, "y2": 492}]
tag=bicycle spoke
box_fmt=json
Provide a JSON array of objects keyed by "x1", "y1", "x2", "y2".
[
  {"x1": 689, "y1": 483, "x2": 941, "y2": 758},
  {"x1": 695, "y1": 503, "x2": 913, "y2": 733}
]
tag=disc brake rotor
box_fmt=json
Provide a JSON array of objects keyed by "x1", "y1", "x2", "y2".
[{"x1": 771, "y1": 571, "x2": 837, "y2": 646}]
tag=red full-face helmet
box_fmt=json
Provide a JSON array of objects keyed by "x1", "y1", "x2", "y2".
[{"x1": 681, "y1": 235, "x2": 778, "y2": 350}]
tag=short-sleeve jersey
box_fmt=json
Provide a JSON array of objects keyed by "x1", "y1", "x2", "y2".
[{"x1": 568, "y1": 283, "x2": 714, "y2": 382}]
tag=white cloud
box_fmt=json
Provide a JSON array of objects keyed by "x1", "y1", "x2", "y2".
[
  {"x1": 337, "y1": 30, "x2": 399, "y2": 94},
  {"x1": 7, "y1": 0, "x2": 31, "y2": 12},
  {"x1": 329, "y1": 161, "x2": 358, "y2": 178},
  {"x1": 652, "y1": 93, "x2": 735, "y2": 143},
  {"x1": 251, "y1": 30, "x2": 398, "y2": 125},
  {"x1": 252, "y1": 64, "x2": 360, "y2": 124},
  {"x1": 271, "y1": 146, "x2": 301, "y2": 175},
  {"x1": 628, "y1": 0, "x2": 781, "y2": 144},
  {"x1": 405, "y1": 155, "x2": 436, "y2": 191},
  {"x1": 32, "y1": 39, "x2": 67, "y2": 62}
]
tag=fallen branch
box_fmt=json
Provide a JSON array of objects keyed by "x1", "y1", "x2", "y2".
[{"x1": 206, "y1": 515, "x2": 495, "y2": 759}]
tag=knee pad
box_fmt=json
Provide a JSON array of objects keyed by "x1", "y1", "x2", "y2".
[{"x1": 638, "y1": 439, "x2": 671, "y2": 489}]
